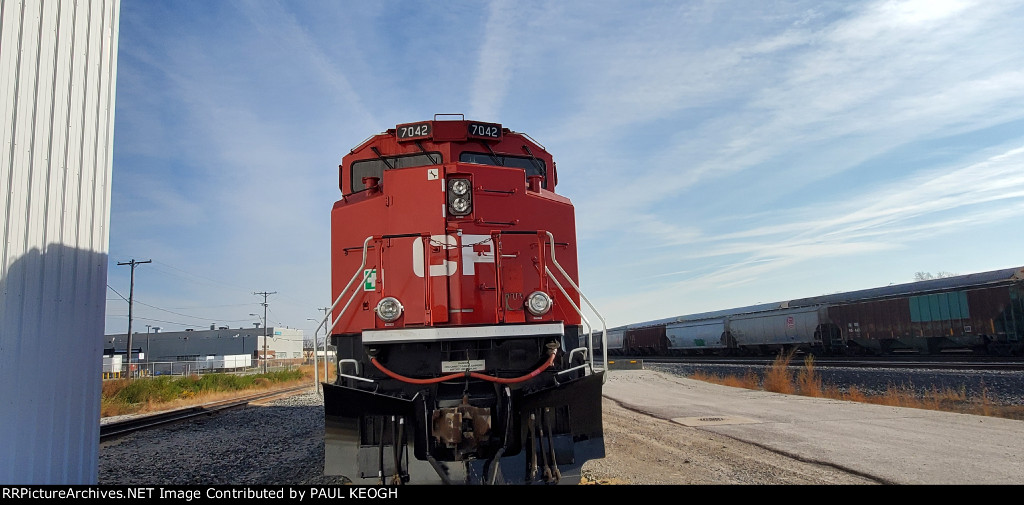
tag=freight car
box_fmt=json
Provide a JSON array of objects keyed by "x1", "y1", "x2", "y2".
[
  {"x1": 317, "y1": 115, "x2": 607, "y2": 485},
  {"x1": 594, "y1": 319, "x2": 668, "y2": 357},
  {"x1": 588, "y1": 327, "x2": 623, "y2": 358},
  {"x1": 624, "y1": 320, "x2": 670, "y2": 355},
  {"x1": 789, "y1": 267, "x2": 1024, "y2": 356},
  {"x1": 611, "y1": 266, "x2": 1024, "y2": 357}
]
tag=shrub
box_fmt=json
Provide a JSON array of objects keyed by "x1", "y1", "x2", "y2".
[
  {"x1": 762, "y1": 350, "x2": 796, "y2": 394},
  {"x1": 796, "y1": 356, "x2": 824, "y2": 397}
]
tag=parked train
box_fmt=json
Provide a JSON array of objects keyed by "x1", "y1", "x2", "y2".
[
  {"x1": 319, "y1": 115, "x2": 606, "y2": 485},
  {"x1": 600, "y1": 266, "x2": 1024, "y2": 357}
]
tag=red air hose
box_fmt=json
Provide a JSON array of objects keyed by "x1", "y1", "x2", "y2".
[{"x1": 370, "y1": 352, "x2": 557, "y2": 385}]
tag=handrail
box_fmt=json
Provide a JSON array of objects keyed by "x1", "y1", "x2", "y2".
[
  {"x1": 557, "y1": 347, "x2": 589, "y2": 377},
  {"x1": 312, "y1": 236, "x2": 375, "y2": 396},
  {"x1": 542, "y1": 230, "x2": 607, "y2": 382},
  {"x1": 489, "y1": 230, "x2": 608, "y2": 382},
  {"x1": 316, "y1": 230, "x2": 608, "y2": 392},
  {"x1": 337, "y1": 359, "x2": 374, "y2": 384},
  {"x1": 313, "y1": 233, "x2": 439, "y2": 393},
  {"x1": 544, "y1": 266, "x2": 594, "y2": 369}
]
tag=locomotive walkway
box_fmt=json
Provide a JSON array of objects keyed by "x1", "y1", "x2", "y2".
[{"x1": 602, "y1": 369, "x2": 1024, "y2": 485}]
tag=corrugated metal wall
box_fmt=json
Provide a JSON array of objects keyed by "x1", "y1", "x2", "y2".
[{"x1": 1, "y1": 0, "x2": 120, "y2": 484}]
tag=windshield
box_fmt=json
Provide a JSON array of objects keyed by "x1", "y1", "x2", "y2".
[
  {"x1": 350, "y1": 152, "x2": 441, "y2": 192},
  {"x1": 459, "y1": 152, "x2": 546, "y2": 187}
]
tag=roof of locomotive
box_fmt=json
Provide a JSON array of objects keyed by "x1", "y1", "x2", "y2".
[
  {"x1": 340, "y1": 116, "x2": 558, "y2": 195},
  {"x1": 346, "y1": 116, "x2": 546, "y2": 155}
]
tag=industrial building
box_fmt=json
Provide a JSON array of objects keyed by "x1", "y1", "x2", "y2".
[{"x1": 105, "y1": 325, "x2": 305, "y2": 375}]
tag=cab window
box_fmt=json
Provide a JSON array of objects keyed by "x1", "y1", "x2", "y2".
[
  {"x1": 350, "y1": 152, "x2": 441, "y2": 193},
  {"x1": 459, "y1": 152, "x2": 546, "y2": 187}
]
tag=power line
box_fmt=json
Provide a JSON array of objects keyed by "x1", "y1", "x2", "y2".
[
  {"x1": 109, "y1": 259, "x2": 325, "y2": 333},
  {"x1": 107, "y1": 285, "x2": 129, "y2": 302},
  {"x1": 107, "y1": 285, "x2": 261, "y2": 329},
  {"x1": 150, "y1": 260, "x2": 256, "y2": 293},
  {"x1": 131, "y1": 299, "x2": 257, "y2": 322}
]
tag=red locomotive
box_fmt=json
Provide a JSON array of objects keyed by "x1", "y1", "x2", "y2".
[{"x1": 321, "y1": 115, "x2": 606, "y2": 485}]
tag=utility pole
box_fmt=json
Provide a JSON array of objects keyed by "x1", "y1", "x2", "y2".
[
  {"x1": 318, "y1": 306, "x2": 331, "y2": 343},
  {"x1": 150, "y1": 327, "x2": 160, "y2": 376},
  {"x1": 118, "y1": 259, "x2": 151, "y2": 379},
  {"x1": 254, "y1": 291, "x2": 276, "y2": 373}
]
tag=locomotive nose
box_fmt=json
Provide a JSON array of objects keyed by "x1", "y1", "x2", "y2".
[{"x1": 326, "y1": 117, "x2": 606, "y2": 485}]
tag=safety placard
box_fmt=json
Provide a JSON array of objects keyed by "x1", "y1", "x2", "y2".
[
  {"x1": 441, "y1": 359, "x2": 486, "y2": 372},
  {"x1": 363, "y1": 269, "x2": 377, "y2": 291}
]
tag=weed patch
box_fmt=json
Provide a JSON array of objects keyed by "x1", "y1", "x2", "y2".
[
  {"x1": 685, "y1": 357, "x2": 1024, "y2": 422},
  {"x1": 101, "y1": 366, "x2": 313, "y2": 417},
  {"x1": 762, "y1": 350, "x2": 796, "y2": 394}
]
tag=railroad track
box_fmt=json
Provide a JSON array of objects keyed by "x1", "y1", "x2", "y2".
[
  {"x1": 100, "y1": 385, "x2": 313, "y2": 441},
  {"x1": 624, "y1": 355, "x2": 1024, "y2": 371}
]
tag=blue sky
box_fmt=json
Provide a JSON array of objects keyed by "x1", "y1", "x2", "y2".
[{"x1": 105, "y1": 0, "x2": 1024, "y2": 340}]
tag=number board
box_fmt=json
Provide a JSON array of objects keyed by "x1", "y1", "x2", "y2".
[
  {"x1": 396, "y1": 122, "x2": 432, "y2": 141},
  {"x1": 468, "y1": 122, "x2": 502, "y2": 140}
]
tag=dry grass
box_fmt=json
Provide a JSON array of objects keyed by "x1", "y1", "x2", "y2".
[
  {"x1": 100, "y1": 364, "x2": 332, "y2": 418},
  {"x1": 762, "y1": 351, "x2": 796, "y2": 394},
  {"x1": 685, "y1": 350, "x2": 1024, "y2": 421},
  {"x1": 796, "y1": 355, "x2": 825, "y2": 397}
]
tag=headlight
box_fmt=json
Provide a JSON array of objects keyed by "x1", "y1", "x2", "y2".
[
  {"x1": 451, "y1": 197, "x2": 470, "y2": 213},
  {"x1": 375, "y1": 297, "x2": 404, "y2": 322},
  {"x1": 525, "y1": 291, "x2": 552, "y2": 316},
  {"x1": 447, "y1": 178, "x2": 472, "y2": 216},
  {"x1": 450, "y1": 178, "x2": 470, "y2": 196}
]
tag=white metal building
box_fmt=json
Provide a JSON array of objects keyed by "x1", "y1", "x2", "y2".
[{"x1": 1, "y1": 0, "x2": 120, "y2": 484}]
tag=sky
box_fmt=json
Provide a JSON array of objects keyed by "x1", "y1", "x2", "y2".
[{"x1": 105, "y1": 0, "x2": 1024, "y2": 341}]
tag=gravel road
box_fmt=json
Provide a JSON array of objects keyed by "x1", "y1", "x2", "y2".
[{"x1": 579, "y1": 374, "x2": 879, "y2": 485}]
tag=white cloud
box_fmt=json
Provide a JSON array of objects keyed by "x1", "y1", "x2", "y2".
[{"x1": 108, "y1": 1, "x2": 1024, "y2": 331}]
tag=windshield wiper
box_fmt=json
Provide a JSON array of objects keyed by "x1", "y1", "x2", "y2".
[
  {"x1": 415, "y1": 141, "x2": 440, "y2": 165},
  {"x1": 521, "y1": 145, "x2": 544, "y2": 176},
  {"x1": 370, "y1": 147, "x2": 394, "y2": 170},
  {"x1": 479, "y1": 141, "x2": 504, "y2": 166}
]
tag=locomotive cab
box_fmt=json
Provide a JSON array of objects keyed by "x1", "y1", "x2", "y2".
[{"x1": 321, "y1": 115, "x2": 607, "y2": 485}]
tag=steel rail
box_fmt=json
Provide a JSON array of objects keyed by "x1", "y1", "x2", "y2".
[
  {"x1": 100, "y1": 385, "x2": 309, "y2": 441},
  {"x1": 631, "y1": 355, "x2": 1024, "y2": 371}
]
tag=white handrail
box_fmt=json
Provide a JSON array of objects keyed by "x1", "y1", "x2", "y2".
[
  {"x1": 314, "y1": 232, "x2": 607, "y2": 393},
  {"x1": 312, "y1": 236, "x2": 375, "y2": 396},
  {"x1": 544, "y1": 266, "x2": 594, "y2": 371},
  {"x1": 542, "y1": 231, "x2": 608, "y2": 382}
]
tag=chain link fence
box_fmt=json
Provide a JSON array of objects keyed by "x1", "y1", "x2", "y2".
[{"x1": 101, "y1": 358, "x2": 309, "y2": 379}]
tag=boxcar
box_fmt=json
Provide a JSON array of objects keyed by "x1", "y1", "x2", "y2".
[
  {"x1": 622, "y1": 325, "x2": 668, "y2": 355},
  {"x1": 828, "y1": 277, "x2": 1024, "y2": 355}
]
